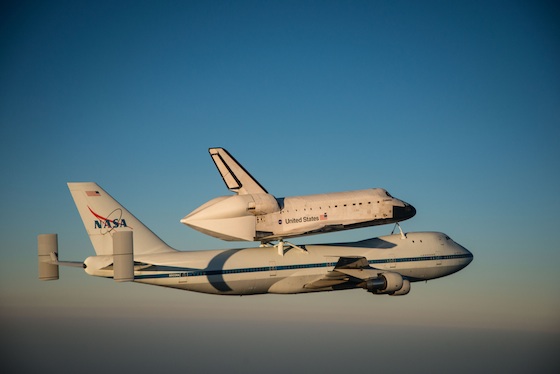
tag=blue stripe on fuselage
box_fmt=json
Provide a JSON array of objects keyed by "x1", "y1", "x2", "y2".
[{"x1": 132, "y1": 253, "x2": 473, "y2": 280}]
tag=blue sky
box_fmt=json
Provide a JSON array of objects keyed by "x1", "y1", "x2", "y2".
[{"x1": 1, "y1": 1, "x2": 559, "y2": 372}]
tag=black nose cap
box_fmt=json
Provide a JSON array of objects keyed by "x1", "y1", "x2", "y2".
[{"x1": 394, "y1": 203, "x2": 416, "y2": 221}]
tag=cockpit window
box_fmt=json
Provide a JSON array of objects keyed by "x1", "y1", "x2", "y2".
[
  {"x1": 445, "y1": 235, "x2": 451, "y2": 240},
  {"x1": 385, "y1": 191, "x2": 393, "y2": 198}
]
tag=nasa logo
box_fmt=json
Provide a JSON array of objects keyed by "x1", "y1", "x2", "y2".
[
  {"x1": 88, "y1": 206, "x2": 129, "y2": 234},
  {"x1": 93, "y1": 218, "x2": 128, "y2": 229}
]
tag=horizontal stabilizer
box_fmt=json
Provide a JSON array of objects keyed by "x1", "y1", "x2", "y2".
[{"x1": 38, "y1": 234, "x2": 84, "y2": 281}]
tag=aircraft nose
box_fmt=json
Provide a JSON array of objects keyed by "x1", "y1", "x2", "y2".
[
  {"x1": 455, "y1": 242, "x2": 474, "y2": 268},
  {"x1": 393, "y1": 202, "x2": 416, "y2": 221},
  {"x1": 463, "y1": 246, "x2": 474, "y2": 265}
]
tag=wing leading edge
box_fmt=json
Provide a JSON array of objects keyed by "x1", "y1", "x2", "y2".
[{"x1": 304, "y1": 256, "x2": 383, "y2": 289}]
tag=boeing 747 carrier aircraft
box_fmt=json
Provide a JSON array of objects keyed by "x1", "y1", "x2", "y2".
[
  {"x1": 181, "y1": 148, "x2": 416, "y2": 244},
  {"x1": 38, "y1": 183, "x2": 472, "y2": 296}
]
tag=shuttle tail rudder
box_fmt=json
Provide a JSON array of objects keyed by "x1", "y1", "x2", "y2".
[
  {"x1": 68, "y1": 182, "x2": 176, "y2": 255},
  {"x1": 209, "y1": 148, "x2": 268, "y2": 195}
]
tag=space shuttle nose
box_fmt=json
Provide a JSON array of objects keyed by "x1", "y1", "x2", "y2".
[{"x1": 393, "y1": 203, "x2": 416, "y2": 221}]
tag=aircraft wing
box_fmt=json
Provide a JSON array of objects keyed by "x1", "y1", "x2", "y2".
[
  {"x1": 304, "y1": 256, "x2": 383, "y2": 289},
  {"x1": 209, "y1": 148, "x2": 268, "y2": 195}
]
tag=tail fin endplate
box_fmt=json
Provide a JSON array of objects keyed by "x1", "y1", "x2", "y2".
[
  {"x1": 68, "y1": 182, "x2": 176, "y2": 256},
  {"x1": 38, "y1": 233, "x2": 59, "y2": 280}
]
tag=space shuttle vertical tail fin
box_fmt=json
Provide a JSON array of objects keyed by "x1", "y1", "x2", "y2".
[{"x1": 209, "y1": 148, "x2": 268, "y2": 195}]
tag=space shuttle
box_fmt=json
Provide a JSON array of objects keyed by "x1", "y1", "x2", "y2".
[{"x1": 181, "y1": 148, "x2": 416, "y2": 244}]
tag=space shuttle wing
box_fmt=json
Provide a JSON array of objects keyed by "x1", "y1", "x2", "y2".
[
  {"x1": 304, "y1": 256, "x2": 381, "y2": 289},
  {"x1": 209, "y1": 148, "x2": 268, "y2": 195}
]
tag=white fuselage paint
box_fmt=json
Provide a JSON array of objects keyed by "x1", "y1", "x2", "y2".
[
  {"x1": 84, "y1": 232, "x2": 473, "y2": 296},
  {"x1": 182, "y1": 188, "x2": 416, "y2": 242}
]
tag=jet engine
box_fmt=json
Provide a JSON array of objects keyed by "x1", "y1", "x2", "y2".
[
  {"x1": 389, "y1": 279, "x2": 411, "y2": 296},
  {"x1": 365, "y1": 272, "x2": 404, "y2": 294}
]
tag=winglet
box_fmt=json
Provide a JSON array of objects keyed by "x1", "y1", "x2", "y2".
[{"x1": 209, "y1": 148, "x2": 268, "y2": 195}]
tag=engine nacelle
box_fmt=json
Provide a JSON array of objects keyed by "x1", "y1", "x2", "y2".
[
  {"x1": 389, "y1": 279, "x2": 410, "y2": 296},
  {"x1": 365, "y1": 272, "x2": 404, "y2": 294}
]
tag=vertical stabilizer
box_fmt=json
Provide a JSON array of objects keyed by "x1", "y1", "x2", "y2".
[
  {"x1": 209, "y1": 148, "x2": 268, "y2": 195},
  {"x1": 68, "y1": 182, "x2": 176, "y2": 255}
]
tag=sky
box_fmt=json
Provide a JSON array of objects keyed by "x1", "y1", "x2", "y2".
[{"x1": 1, "y1": 0, "x2": 559, "y2": 372}]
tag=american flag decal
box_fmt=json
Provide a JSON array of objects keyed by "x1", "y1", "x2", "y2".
[
  {"x1": 86, "y1": 191, "x2": 101, "y2": 197},
  {"x1": 320, "y1": 213, "x2": 328, "y2": 220}
]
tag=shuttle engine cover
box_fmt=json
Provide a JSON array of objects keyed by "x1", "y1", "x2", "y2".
[{"x1": 247, "y1": 194, "x2": 280, "y2": 215}]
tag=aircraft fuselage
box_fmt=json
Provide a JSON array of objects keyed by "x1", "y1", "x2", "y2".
[
  {"x1": 182, "y1": 188, "x2": 416, "y2": 243},
  {"x1": 181, "y1": 148, "x2": 416, "y2": 243},
  {"x1": 84, "y1": 232, "x2": 472, "y2": 296}
]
